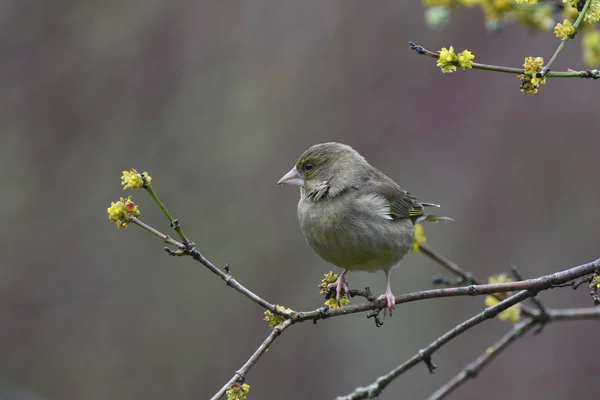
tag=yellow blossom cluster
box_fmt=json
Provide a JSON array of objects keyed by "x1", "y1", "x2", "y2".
[
  {"x1": 107, "y1": 196, "x2": 140, "y2": 228},
  {"x1": 554, "y1": 19, "x2": 576, "y2": 39},
  {"x1": 564, "y1": 0, "x2": 600, "y2": 23},
  {"x1": 411, "y1": 224, "x2": 427, "y2": 252},
  {"x1": 421, "y1": 0, "x2": 600, "y2": 66},
  {"x1": 437, "y1": 46, "x2": 475, "y2": 72},
  {"x1": 484, "y1": 274, "x2": 521, "y2": 323},
  {"x1": 319, "y1": 272, "x2": 350, "y2": 308},
  {"x1": 518, "y1": 56, "x2": 546, "y2": 94},
  {"x1": 583, "y1": 30, "x2": 600, "y2": 65},
  {"x1": 121, "y1": 169, "x2": 152, "y2": 190},
  {"x1": 263, "y1": 305, "x2": 292, "y2": 329},
  {"x1": 226, "y1": 383, "x2": 250, "y2": 400}
]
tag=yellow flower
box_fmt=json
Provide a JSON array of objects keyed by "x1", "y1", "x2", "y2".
[
  {"x1": 589, "y1": 275, "x2": 600, "y2": 289},
  {"x1": 563, "y1": 0, "x2": 600, "y2": 23},
  {"x1": 523, "y1": 56, "x2": 544, "y2": 74},
  {"x1": 583, "y1": 30, "x2": 600, "y2": 66},
  {"x1": 121, "y1": 169, "x2": 152, "y2": 190},
  {"x1": 318, "y1": 272, "x2": 350, "y2": 308},
  {"x1": 457, "y1": 50, "x2": 475, "y2": 69},
  {"x1": 584, "y1": 0, "x2": 600, "y2": 23},
  {"x1": 437, "y1": 46, "x2": 458, "y2": 73},
  {"x1": 226, "y1": 383, "x2": 250, "y2": 400},
  {"x1": 518, "y1": 56, "x2": 546, "y2": 94},
  {"x1": 319, "y1": 271, "x2": 339, "y2": 294},
  {"x1": 263, "y1": 305, "x2": 291, "y2": 329},
  {"x1": 324, "y1": 296, "x2": 350, "y2": 308},
  {"x1": 554, "y1": 19, "x2": 576, "y2": 39},
  {"x1": 107, "y1": 196, "x2": 140, "y2": 228},
  {"x1": 562, "y1": 3, "x2": 579, "y2": 21},
  {"x1": 411, "y1": 224, "x2": 427, "y2": 252},
  {"x1": 484, "y1": 274, "x2": 521, "y2": 323}
]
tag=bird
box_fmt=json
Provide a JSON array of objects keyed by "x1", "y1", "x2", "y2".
[{"x1": 277, "y1": 142, "x2": 451, "y2": 316}]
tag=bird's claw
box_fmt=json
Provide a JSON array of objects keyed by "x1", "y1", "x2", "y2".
[
  {"x1": 327, "y1": 273, "x2": 349, "y2": 305},
  {"x1": 377, "y1": 290, "x2": 396, "y2": 317}
]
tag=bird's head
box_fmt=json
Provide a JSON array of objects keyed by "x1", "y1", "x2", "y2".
[{"x1": 277, "y1": 142, "x2": 368, "y2": 200}]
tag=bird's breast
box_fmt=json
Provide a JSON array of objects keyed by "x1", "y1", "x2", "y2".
[{"x1": 297, "y1": 197, "x2": 414, "y2": 272}]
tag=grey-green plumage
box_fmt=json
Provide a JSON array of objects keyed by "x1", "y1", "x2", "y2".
[{"x1": 278, "y1": 142, "x2": 450, "y2": 314}]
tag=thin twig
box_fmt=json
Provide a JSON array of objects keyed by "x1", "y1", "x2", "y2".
[
  {"x1": 428, "y1": 319, "x2": 538, "y2": 400},
  {"x1": 409, "y1": 41, "x2": 600, "y2": 78},
  {"x1": 428, "y1": 306, "x2": 600, "y2": 399},
  {"x1": 509, "y1": 263, "x2": 549, "y2": 331},
  {"x1": 145, "y1": 185, "x2": 190, "y2": 243},
  {"x1": 420, "y1": 244, "x2": 538, "y2": 318},
  {"x1": 127, "y1": 215, "x2": 600, "y2": 399},
  {"x1": 539, "y1": 0, "x2": 593, "y2": 77},
  {"x1": 336, "y1": 257, "x2": 600, "y2": 399},
  {"x1": 336, "y1": 291, "x2": 533, "y2": 400},
  {"x1": 211, "y1": 319, "x2": 293, "y2": 400}
]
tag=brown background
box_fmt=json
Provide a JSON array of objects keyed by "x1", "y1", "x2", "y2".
[{"x1": 1, "y1": 1, "x2": 598, "y2": 399}]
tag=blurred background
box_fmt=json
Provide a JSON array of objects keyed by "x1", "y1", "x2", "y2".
[{"x1": 1, "y1": 1, "x2": 599, "y2": 399}]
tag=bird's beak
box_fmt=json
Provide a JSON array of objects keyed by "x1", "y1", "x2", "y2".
[{"x1": 277, "y1": 167, "x2": 304, "y2": 187}]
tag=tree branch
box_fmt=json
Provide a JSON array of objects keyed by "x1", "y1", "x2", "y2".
[
  {"x1": 335, "y1": 255, "x2": 599, "y2": 399},
  {"x1": 427, "y1": 305, "x2": 600, "y2": 400},
  {"x1": 210, "y1": 319, "x2": 293, "y2": 400}
]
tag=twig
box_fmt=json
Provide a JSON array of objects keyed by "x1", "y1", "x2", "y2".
[
  {"x1": 428, "y1": 305, "x2": 600, "y2": 399},
  {"x1": 427, "y1": 319, "x2": 537, "y2": 400},
  {"x1": 336, "y1": 290, "x2": 533, "y2": 400},
  {"x1": 409, "y1": 41, "x2": 600, "y2": 79},
  {"x1": 539, "y1": 0, "x2": 593, "y2": 77},
  {"x1": 132, "y1": 216, "x2": 287, "y2": 317},
  {"x1": 145, "y1": 185, "x2": 190, "y2": 243},
  {"x1": 420, "y1": 244, "x2": 538, "y2": 318},
  {"x1": 336, "y1": 257, "x2": 600, "y2": 399},
  {"x1": 211, "y1": 319, "x2": 293, "y2": 400},
  {"x1": 127, "y1": 216, "x2": 600, "y2": 399},
  {"x1": 509, "y1": 263, "x2": 549, "y2": 332}
]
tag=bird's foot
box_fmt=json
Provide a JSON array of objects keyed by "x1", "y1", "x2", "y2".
[
  {"x1": 327, "y1": 272, "x2": 349, "y2": 306},
  {"x1": 377, "y1": 289, "x2": 396, "y2": 317}
]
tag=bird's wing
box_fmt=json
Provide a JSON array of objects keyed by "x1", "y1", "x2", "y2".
[{"x1": 358, "y1": 170, "x2": 425, "y2": 221}]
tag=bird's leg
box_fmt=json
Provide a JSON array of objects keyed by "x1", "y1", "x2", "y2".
[
  {"x1": 327, "y1": 269, "x2": 349, "y2": 305},
  {"x1": 378, "y1": 269, "x2": 396, "y2": 317}
]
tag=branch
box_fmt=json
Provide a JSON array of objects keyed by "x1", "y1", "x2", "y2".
[
  {"x1": 421, "y1": 244, "x2": 536, "y2": 318},
  {"x1": 427, "y1": 319, "x2": 537, "y2": 400},
  {"x1": 335, "y1": 255, "x2": 600, "y2": 399},
  {"x1": 409, "y1": 41, "x2": 600, "y2": 79},
  {"x1": 210, "y1": 319, "x2": 293, "y2": 400},
  {"x1": 428, "y1": 306, "x2": 600, "y2": 400},
  {"x1": 336, "y1": 290, "x2": 533, "y2": 400},
  {"x1": 539, "y1": 0, "x2": 593, "y2": 77},
  {"x1": 132, "y1": 212, "x2": 600, "y2": 399}
]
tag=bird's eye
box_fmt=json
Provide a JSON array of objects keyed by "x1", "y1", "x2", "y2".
[{"x1": 304, "y1": 162, "x2": 314, "y2": 172}]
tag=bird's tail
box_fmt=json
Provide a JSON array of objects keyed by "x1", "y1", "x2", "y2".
[{"x1": 417, "y1": 202, "x2": 453, "y2": 223}]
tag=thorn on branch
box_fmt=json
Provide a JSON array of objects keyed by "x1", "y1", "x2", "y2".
[
  {"x1": 164, "y1": 247, "x2": 186, "y2": 257},
  {"x1": 409, "y1": 41, "x2": 425, "y2": 54},
  {"x1": 419, "y1": 350, "x2": 437, "y2": 374},
  {"x1": 367, "y1": 309, "x2": 384, "y2": 328},
  {"x1": 591, "y1": 285, "x2": 600, "y2": 305},
  {"x1": 570, "y1": 275, "x2": 593, "y2": 289},
  {"x1": 349, "y1": 287, "x2": 377, "y2": 302}
]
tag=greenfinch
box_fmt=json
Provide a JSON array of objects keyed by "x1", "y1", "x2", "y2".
[{"x1": 278, "y1": 142, "x2": 451, "y2": 315}]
